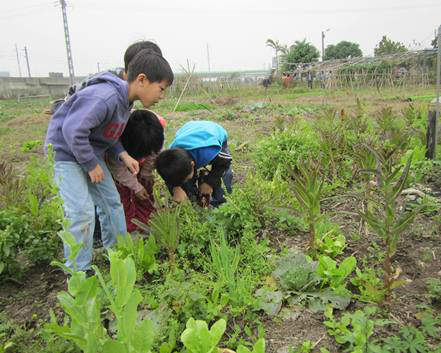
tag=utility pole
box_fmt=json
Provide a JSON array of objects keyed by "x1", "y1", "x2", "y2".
[
  {"x1": 206, "y1": 43, "x2": 211, "y2": 73},
  {"x1": 60, "y1": 0, "x2": 75, "y2": 85},
  {"x1": 15, "y1": 44, "x2": 22, "y2": 77},
  {"x1": 97, "y1": 62, "x2": 100, "y2": 72},
  {"x1": 23, "y1": 46, "x2": 31, "y2": 78},
  {"x1": 321, "y1": 28, "x2": 330, "y2": 62}
]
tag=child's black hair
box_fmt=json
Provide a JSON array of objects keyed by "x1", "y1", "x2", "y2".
[
  {"x1": 127, "y1": 49, "x2": 174, "y2": 85},
  {"x1": 120, "y1": 110, "x2": 164, "y2": 159},
  {"x1": 155, "y1": 148, "x2": 193, "y2": 186},
  {"x1": 124, "y1": 41, "x2": 162, "y2": 72}
]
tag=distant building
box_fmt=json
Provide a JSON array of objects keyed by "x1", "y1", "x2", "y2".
[
  {"x1": 0, "y1": 71, "x2": 10, "y2": 77},
  {"x1": 49, "y1": 72, "x2": 64, "y2": 78}
]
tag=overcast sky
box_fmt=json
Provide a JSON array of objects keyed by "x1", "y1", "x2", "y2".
[{"x1": 0, "y1": 0, "x2": 439, "y2": 77}]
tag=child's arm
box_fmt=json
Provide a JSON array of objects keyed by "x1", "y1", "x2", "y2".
[
  {"x1": 201, "y1": 151, "x2": 232, "y2": 191},
  {"x1": 106, "y1": 156, "x2": 146, "y2": 198}
]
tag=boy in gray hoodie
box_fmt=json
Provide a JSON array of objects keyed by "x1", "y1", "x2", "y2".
[{"x1": 45, "y1": 49, "x2": 173, "y2": 272}]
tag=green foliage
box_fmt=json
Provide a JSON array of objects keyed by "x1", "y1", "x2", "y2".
[
  {"x1": 237, "y1": 338, "x2": 265, "y2": 353},
  {"x1": 272, "y1": 251, "x2": 319, "y2": 292},
  {"x1": 324, "y1": 41, "x2": 362, "y2": 60},
  {"x1": 374, "y1": 35, "x2": 408, "y2": 56},
  {"x1": 291, "y1": 159, "x2": 324, "y2": 251},
  {"x1": 282, "y1": 39, "x2": 320, "y2": 71},
  {"x1": 209, "y1": 232, "x2": 240, "y2": 292},
  {"x1": 425, "y1": 277, "x2": 441, "y2": 303},
  {"x1": 135, "y1": 190, "x2": 181, "y2": 272},
  {"x1": 21, "y1": 139, "x2": 42, "y2": 152},
  {"x1": 116, "y1": 234, "x2": 158, "y2": 279},
  {"x1": 351, "y1": 267, "x2": 385, "y2": 303},
  {"x1": 324, "y1": 306, "x2": 379, "y2": 353},
  {"x1": 181, "y1": 318, "x2": 226, "y2": 353},
  {"x1": 254, "y1": 123, "x2": 320, "y2": 180},
  {"x1": 174, "y1": 102, "x2": 214, "y2": 112},
  {"x1": 316, "y1": 256, "x2": 356, "y2": 296},
  {"x1": 0, "y1": 157, "x2": 62, "y2": 277},
  {"x1": 359, "y1": 150, "x2": 421, "y2": 302},
  {"x1": 47, "y1": 250, "x2": 157, "y2": 353},
  {"x1": 314, "y1": 218, "x2": 347, "y2": 257}
]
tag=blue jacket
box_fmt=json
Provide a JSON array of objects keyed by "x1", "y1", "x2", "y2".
[
  {"x1": 45, "y1": 72, "x2": 131, "y2": 172},
  {"x1": 170, "y1": 121, "x2": 228, "y2": 169}
]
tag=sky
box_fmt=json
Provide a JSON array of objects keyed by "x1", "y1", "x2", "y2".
[{"x1": 0, "y1": 0, "x2": 439, "y2": 77}]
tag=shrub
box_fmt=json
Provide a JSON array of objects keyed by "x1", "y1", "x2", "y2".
[{"x1": 254, "y1": 123, "x2": 320, "y2": 180}]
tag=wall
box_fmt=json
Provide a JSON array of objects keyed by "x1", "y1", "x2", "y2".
[{"x1": 0, "y1": 77, "x2": 85, "y2": 99}]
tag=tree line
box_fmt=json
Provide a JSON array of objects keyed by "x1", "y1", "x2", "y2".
[{"x1": 266, "y1": 35, "x2": 416, "y2": 71}]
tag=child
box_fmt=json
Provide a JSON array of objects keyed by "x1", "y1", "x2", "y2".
[
  {"x1": 51, "y1": 40, "x2": 162, "y2": 114},
  {"x1": 45, "y1": 49, "x2": 174, "y2": 272},
  {"x1": 106, "y1": 109, "x2": 166, "y2": 232},
  {"x1": 155, "y1": 121, "x2": 233, "y2": 207}
]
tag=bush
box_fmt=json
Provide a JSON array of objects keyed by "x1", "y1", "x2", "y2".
[
  {"x1": 0, "y1": 158, "x2": 62, "y2": 277},
  {"x1": 254, "y1": 123, "x2": 320, "y2": 180}
]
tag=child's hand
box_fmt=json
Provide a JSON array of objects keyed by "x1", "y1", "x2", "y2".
[
  {"x1": 119, "y1": 151, "x2": 139, "y2": 175},
  {"x1": 172, "y1": 186, "x2": 188, "y2": 203},
  {"x1": 199, "y1": 182, "x2": 213, "y2": 196},
  {"x1": 135, "y1": 187, "x2": 148, "y2": 200},
  {"x1": 89, "y1": 164, "x2": 105, "y2": 183}
]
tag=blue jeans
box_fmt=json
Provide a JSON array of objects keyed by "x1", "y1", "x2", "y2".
[{"x1": 54, "y1": 159, "x2": 127, "y2": 271}]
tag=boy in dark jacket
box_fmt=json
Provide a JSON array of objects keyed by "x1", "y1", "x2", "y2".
[
  {"x1": 155, "y1": 121, "x2": 233, "y2": 207},
  {"x1": 45, "y1": 49, "x2": 173, "y2": 272}
]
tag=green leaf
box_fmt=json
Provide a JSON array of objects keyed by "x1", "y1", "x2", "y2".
[
  {"x1": 102, "y1": 339, "x2": 129, "y2": 353},
  {"x1": 181, "y1": 318, "x2": 226, "y2": 353}
]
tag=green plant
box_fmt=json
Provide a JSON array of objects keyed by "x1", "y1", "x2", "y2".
[
  {"x1": 376, "y1": 327, "x2": 430, "y2": 353},
  {"x1": 359, "y1": 149, "x2": 422, "y2": 302},
  {"x1": 291, "y1": 159, "x2": 324, "y2": 251},
  {"x1": 116, "y1": 234, "x2": 158, "y2": 279},
  {"x1": 21, "y1": 139, "x2": 42, "y2": 152},
  {"x1": 425, "y1": 277, "x2": 441, "y2": 303},
  {"x1": 254, "y1": 123, "x2": 320, "y2": 180},
  {"x1": 316, "y1": 256, "x2": 356, "y2": 296},
  {"x1": 324, "y1": 306, "x2": 380, "y2": 353},
  {"x1": 209, "y1": 232, "x2": 240, "y2": 292},
  {"x1": 0, "y1": 156, "x2": 62, "y2": 277},
  {"x1": 351, "y1": 267, "x2": 386, "y2": 303},
  {"x1": 180, "y1": 318, "x2": 226, "y2": 353},
  {"x1": 272, "y1": 251, "x2": 319, "y2": 292},
  {"x1": 47, "y1": 241, "x2": 156, "y2": 353},
  {"x1": 134, "y1": 189, "x2": 181, "y2": 272},
  {"x1": 314, "y1": 218, "x2": 347, "y2": 257},
  {"x1": 174, "y1": 102, "x2": 214, "y2": 112}
]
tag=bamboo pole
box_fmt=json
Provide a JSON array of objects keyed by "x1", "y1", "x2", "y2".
[{"x1": 173, "y1": 63, "x2": 196, "y2": 112}]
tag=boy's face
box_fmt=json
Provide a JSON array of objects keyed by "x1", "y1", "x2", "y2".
[{"x1": 130, "y1": 75, "x2": 169, "y2": 107}]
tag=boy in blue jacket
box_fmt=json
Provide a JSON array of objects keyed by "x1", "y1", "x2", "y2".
[
  {"x1": 45, "y1": 49, "x2": 173, "y2": 272},
  {"x1": 155, "y1": 121, "x2": 233, "y2": 207}
]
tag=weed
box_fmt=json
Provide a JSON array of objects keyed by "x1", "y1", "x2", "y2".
[
  {"x1": 359, "y1": 149, "x2": 422, "y2": 302},
  {"x1": 291, "y1": 159, "x2": 324, "y2": 251}
]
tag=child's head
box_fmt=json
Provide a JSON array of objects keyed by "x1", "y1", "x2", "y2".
[
  {"x1": 127, "y1": 49, "x2": 174, "y2": 107},
  {"x1": 124, "y1": 41, "x2": 162, "y2": 73},
  {"x1": 155, "y1": 148, "x2": 195, "y2": 186},
  {"x1": 120, "y1": 109, "x2": 164, "y2": 159}
]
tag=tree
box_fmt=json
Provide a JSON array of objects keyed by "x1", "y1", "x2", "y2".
[
  {"x1": 266, "y1": 39, "x2": 288, "y2": 72},
  {"x1": 324, "y1": 41, "x2": 362, "y2": 60},
  {"x1": 283, "y1": 39, "x2": 320, "y2": 71},
  {"x1": 374, "y1": 36, "x2": 407, "y2": 56}
]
